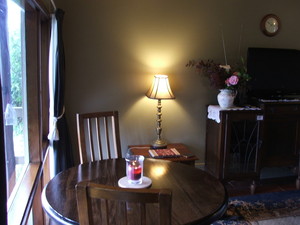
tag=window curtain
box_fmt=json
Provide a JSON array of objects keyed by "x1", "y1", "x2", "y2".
[
  {"x1": 0, "y1": 0, "x2": 8, "y2": 223},
  {"x1": 48, "y1": 9, "x2": 74, "y2": 175}
]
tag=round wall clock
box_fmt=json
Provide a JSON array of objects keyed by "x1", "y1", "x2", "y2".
[{"x1": 260, "y1": 14, "x2": 281, "y2": 37}]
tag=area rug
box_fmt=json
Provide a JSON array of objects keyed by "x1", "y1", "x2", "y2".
[{"x1": 212, "y1": 190, "x2": 300, "y2": 225}]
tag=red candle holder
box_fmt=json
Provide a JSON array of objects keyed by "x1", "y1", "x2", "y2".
[{"x1": 126, "y1": 155, "x2": 144, "y2": 184}]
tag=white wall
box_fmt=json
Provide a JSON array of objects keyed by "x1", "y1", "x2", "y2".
[{"x1": 56, "y1": 0, "x2": 300, "y2": 164}]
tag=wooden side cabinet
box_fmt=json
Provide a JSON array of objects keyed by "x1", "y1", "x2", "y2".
[
  {"x1": 205, "y1": 107, "x2": 264, "y2": 183},
  {"x1": 259, "y1": 102, "x2": 300, "y2": 169}
]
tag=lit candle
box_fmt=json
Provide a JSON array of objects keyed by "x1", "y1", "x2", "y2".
[
  {"x1": 127, "y1": 160, "x2": 142, "y2": 181},
  {"x1": 125, "y1": 155, "x2": 144, "y2": 185}
]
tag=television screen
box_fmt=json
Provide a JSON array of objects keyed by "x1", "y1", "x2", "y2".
[{"x1": 247, "y1": 47, "x2": 300, "y2": 99}]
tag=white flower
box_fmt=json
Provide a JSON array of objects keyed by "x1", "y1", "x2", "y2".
[{"x1": 219, "y1": 64, "x2": 231, "y2": 72}]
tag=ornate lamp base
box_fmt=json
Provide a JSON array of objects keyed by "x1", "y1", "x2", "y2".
[
  {"x1": 151, "y1": 139, "x2": 167, "y2": 149},
  {"x1": 150, "y1": 99, "x2": 169, "y2": 149}
]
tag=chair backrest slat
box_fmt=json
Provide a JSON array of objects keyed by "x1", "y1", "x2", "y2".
[
  {"x1": 111, "y1": 116, "x2": 118, "y2": 157},
  {"x1": 103, "y1": 116, "x2": 111, "y2": 159},
  {"x1": 76, "y1": 111, "x2": 122, "y2": 163},
  {"x1": 94, "y1": 117, "x2": 103, "y2": 160},
  {"x1": 140, "y1": 203, "x2": 146, "y2": 225},
  {"x1": 76, "y1": 182, "x2": 172, "y2": 225},
  {"x1": 86, "y1": 118, "x2": 95, "y2": 161}
]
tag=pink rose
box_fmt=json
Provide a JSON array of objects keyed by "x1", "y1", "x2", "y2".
[{"x1": 225, "y1": 75, "x2": 239, "y2": 86}]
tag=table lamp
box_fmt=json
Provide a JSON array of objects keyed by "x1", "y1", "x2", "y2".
[{"x1": 145, "y1": 74, "x2": 175, "y2": 149}]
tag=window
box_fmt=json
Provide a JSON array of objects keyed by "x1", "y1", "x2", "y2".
[
  {"x1": 5, "y1": 0, "x2": 29, "y2": 209},
  {"x1": 0, "y1": 0, "x2": 50, "y2": 224}
]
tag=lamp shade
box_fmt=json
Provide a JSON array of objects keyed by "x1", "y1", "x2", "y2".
[{"x1": 145, "y1": 75, "x2": 175, "y2": 100}]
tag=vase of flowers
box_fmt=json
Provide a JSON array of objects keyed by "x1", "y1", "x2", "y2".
[{"x1": 186, "y1": 58, "x2": 251, "y2": 108}]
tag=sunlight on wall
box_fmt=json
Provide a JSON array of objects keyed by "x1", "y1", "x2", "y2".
[
  {"x1": 133, "y1": 40, "x2": 184, "y2": 71},
  {"x1": 136, "y1": 36, "x2": 196, "y2": 72},
  {"x1": 117, "y1": 11, "x2": 199, "y2": 73}
]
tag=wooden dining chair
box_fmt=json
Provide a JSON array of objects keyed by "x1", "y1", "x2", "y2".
[
  {"x1": 76, "y1": 111, "x2": 122, "y2": 163},
  {"x1": 76, "y1": 181, "x2": 172, "y2": 225}
]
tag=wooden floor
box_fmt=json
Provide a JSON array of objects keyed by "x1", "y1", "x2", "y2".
[{"x1": 225, "y1": 176, "x2": 299, "y2": 197}]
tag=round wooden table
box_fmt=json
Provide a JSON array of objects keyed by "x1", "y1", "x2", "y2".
[{"x1": 42, "y1": 158, "x2": 228, "y2": 225}]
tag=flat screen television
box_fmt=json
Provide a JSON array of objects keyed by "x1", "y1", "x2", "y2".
[{"x1": 247, "y1": 47, "x2": 300, "y2": 99}]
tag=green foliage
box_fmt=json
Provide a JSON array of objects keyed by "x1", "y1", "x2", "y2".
[
  {"x1": 9, "y1": 28, "x2": 23, "y2": 135},
  {"x1": 9, "y1": 30, "x2": 22, "y2": 107}
]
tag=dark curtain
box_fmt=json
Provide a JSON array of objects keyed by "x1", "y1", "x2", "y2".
[{"x1": 52, "y1": 9, "x2": 74, "y2": 175}]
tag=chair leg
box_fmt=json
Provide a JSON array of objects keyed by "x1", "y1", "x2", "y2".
[{"x1": 250, "y1": 180, "x2": 256, "y2": 195}]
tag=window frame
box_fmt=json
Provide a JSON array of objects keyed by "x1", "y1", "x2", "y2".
[{"x1": 5, "y1": 0, "x2": 51, "y2": 224}]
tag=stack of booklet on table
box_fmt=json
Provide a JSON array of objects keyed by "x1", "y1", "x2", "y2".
[{"x1": 148, "y1": 148, "x2": 181, "y2": 158}]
